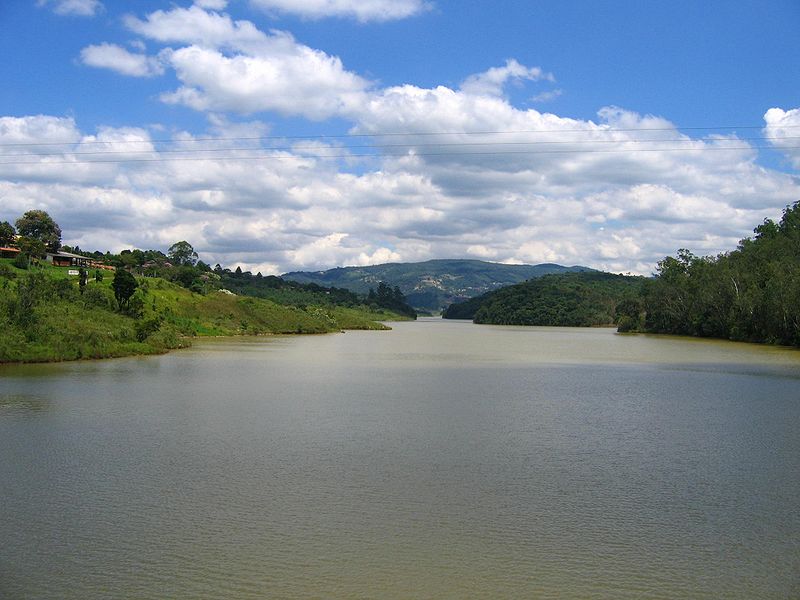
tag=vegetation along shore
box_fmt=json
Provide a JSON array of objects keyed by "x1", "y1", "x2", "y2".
[
  {"x1": 443, "y1": 202, "x2": 800, "y2": 347},
  {"x1": 2, "y1": 201, "x2": 798, "y2": 363},
  {"x1": 0, "y1": 211, "x2": 415, "y2": 364}
]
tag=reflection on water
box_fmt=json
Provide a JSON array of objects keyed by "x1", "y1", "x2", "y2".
[{"x1": 1, "y1": 321, "x2": 799, "y2": 599}]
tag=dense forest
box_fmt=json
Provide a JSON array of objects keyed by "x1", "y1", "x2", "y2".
[
  {"x1": 619, "y1": 201, "x2": 800, "y2": 346},
  {"x1": 443, "y1": 271, "x2": 644, "y2": 326}
]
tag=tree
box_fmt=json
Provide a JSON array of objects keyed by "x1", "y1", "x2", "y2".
[
  {"x1": 15, "y1": 210, "x2": 61, "y2": 253},
  {"x1": 16, "y1": 237, "x2": 46, "y2": 261},
  {"x1": 79, "y1": 268, "x2": 88, "y2": 295},
  {"x1": 112, "y1": 269, "x2": 138, "y2": 311},
  {"x1": 0, "y1": 221, "x2": 16, "y2": 247},
  {"x1": 168, "y1": 241, "x2": 198, "y2": 266}
]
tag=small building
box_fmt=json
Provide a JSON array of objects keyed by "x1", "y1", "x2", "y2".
[
  {"x1": 46, "y1": 251, "x2": 91, "y2": 268},
  {"x1": 0, "y1": 247, "x2": 20, "y2": 259}
]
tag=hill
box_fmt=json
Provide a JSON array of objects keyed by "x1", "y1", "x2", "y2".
[
  {"x1": 624, "y1": 201, "x2": 800, "y2": 346},
  {"x1": 0, "y1": 260, "x2": 405, "y2": 363},
  {"x1": 443, "y1": 271, "x2": 646, "y2": 326},
  {"x1": 283, "y1": 259, "x2": 593, "y2": 313}
]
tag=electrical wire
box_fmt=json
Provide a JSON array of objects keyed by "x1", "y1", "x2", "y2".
[{"x1": 0, "y1": 144, "x2": 797, "y2": 166}]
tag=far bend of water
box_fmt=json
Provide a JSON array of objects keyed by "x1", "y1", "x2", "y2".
[{"x1": 1, "y1": 319, "x2": 799, "y2": 599}]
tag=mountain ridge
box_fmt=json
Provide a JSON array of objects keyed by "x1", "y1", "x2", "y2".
[{"x1": 283, "y1": 259, "x2": 595, "y2": 313}]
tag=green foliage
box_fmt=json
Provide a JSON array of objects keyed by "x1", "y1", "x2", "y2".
[
  {"x1": 444, "y1": 271, "x2": 644, "y2": 326},
  {"x1": 168, "y1": 240, "x2": 198, "y2": 266},
  {"x1": 0, "y1": 219, "x2": 408, "y2": 363},
  {"x1": 367, "y1": 281, "x2": 417, "y2": 318},
  {"x1": 635, "y1": 201, "x2": 800, "y2": 346},
  {"x1": 82, "y1": 284, "x2": 115, "y2": 310},
  {"x1": 15, "y1": 210, "x2": 61, "y2": 253},
  {"x1": 0, "y1": 262, "x2": 17, "y2": 280},
  {"x1": 135, "y1": 315, "x2": 164, "y2": 342},
  {"x1": 112, "y1": 269, "x2": 138, "y2": 311},
  {"x1": 17, "y1": 237, "x2": 47, "y2": 260},
  {"x1": 12, "y1": 251, "x2": 30, "y2": 269},
  {"x1": 0, "y1": 221, "x2": 15, "y2": 247}
]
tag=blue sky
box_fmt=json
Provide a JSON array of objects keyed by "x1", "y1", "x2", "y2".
[{"x1": 1, "y1": 0, "x2": 799, "y2": 274}]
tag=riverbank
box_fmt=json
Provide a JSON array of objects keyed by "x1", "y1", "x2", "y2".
[{"x1": 0, "y1": 262, "x2": 406, "y2": 364}]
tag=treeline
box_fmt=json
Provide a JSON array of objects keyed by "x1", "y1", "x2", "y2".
[
  {"x1": 367, "y1": 281, "x2": 418, "y2": 319},
  {"x1": 619, "y1": 201, "x2": 800, "y2": 346},
  {"x1": 65, "y1": 241, "x2": 416, "y2": 317},
  {"x1": 443, "y1": 271, "x2": 645, "y2": 326},
  {"x1": 0, "y1": 210, "x2": 417, "y2": 362}
]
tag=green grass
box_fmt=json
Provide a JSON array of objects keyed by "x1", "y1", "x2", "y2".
[{"x1": 0, "y1": 261, "x2": 402, "y2": 363}]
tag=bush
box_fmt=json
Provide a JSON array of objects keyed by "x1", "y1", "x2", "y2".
[
  {"x1": 135, "y1": 315, "x2": 163, "y2": 342},
  {"x1": 12, "y1": 252, "x2": 29, "y2": 270},
  {"x1": 83, "y1": 285, "x2": 114, "y2": 310}
]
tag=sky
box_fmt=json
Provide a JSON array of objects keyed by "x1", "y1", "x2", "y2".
[{"x1": 1, "y1": 0, "x2": 799, "y2": 275}]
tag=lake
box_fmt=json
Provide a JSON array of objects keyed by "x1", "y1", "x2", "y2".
[{"x1": 1, "y1": 319, "x2": 799, "y2": 599}]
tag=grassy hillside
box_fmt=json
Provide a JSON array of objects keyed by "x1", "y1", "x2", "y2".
[
  {"x1": 0, "y1": 260, "x2": 399, "y2": 363},
  {"x1": 284, "y1": 259, "x2": 593, "y2": 313},
  {"x1": 443, "y1": 271, "x2": 646, "y2": 327}
]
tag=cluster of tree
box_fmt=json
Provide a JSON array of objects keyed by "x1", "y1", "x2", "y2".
[
  {"x1": 214, "y1": 265, "x2": 365, "y2": 308},
  {"x1": 3, "y1": 210, "x2": 418, "y2": 321},
  {"x1": 443, "y1": 271, "x2": 645, "y2": 326},
  {"x1": 619, "y1": 201, "x2": 800, "y2": 346},
  {"x1": 215, "y1": 269, "x2": 416, "y2": 317},
  {"x1": 1, "y1": 210, "x2": 62, "y2": 267},
  {"x1": 367, "y1": 281, "x2": 418, "y2": 318}
]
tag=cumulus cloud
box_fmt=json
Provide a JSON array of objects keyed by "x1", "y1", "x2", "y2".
[
  {"x1": 116, "y1": 6, "x2": 371, "y2": 119},
  {"x1": 160, "y1": 41, "x2": 368, "y2": 119},
  {"x1": 38, "y1": 0, "x2": 103, "y2": 17},
  {"x1": 6, "y1": 5, "x2": 800, "y2": 276},
  {"x1": 764, "y1": 107, "x2": 800, "y2": 169},
  {"x1": 460, "y1": 59, "x2": 553, "y2": 97},
  {"x1": 123, "y1": 5, "x2": 267, "y2": 51},
  {"x1": 80, "y1": 43, "x2": 164, "y2": 77},
  {"x1": 249, "y1": 0, "x2": 430, "y2": 22}
]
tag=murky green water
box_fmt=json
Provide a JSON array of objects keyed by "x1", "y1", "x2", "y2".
[{"x1": 1, "y1": 319, "x2": 799, "y2": 599}]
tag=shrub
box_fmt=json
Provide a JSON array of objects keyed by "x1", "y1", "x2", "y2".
[
  {"x1": 135, "y1": 315, "x2": 164, "y2": 342},
  {"x1": 83, "y1": 285, "x2": 114, "y2": 310},
  {"x1": 13, "y1": 252, "x2": 30, "y2": 270}
]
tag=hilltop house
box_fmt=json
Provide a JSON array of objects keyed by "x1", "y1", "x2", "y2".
[
  {"x1": 0, "y1": 246, "x2": 20, "y2": 259},
  {"x1": 46, "y1": 251, "x2": 92, "y2": 268}
]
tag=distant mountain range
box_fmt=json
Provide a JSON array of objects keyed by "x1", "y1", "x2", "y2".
[{"x1": 283, "y1": 259, "x2": 594, "y2": 313}]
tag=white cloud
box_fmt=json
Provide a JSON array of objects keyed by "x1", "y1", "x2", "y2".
[
  {"x1": 0, "y1": 115, "x2": 81, "y2": 146},
  {"x1": 118, "y1": 6, "x2": 370, "y2": 119},
  {"x1": 123, "y1": 5, "x2": 267, "y2": 52},
  {"x1": 249, "y1": 0, "x2": 430, "y2": 22},
  {"x1": 161, "y1": 42, "x2": 368, "y2": 119},
  {"x1": 531, "y1": 89, "x2": 563, "y2": 103},
  {"x1": 80, "y1": 43, "x2": 164, "y2": 78},
  {"x1": 764, "y1": 107, "x2": 800, "y2": 169},
  {"x1": 195, "y1": 0, "x2": 228, "y2": 9},
  {"x1": 4, "y1": 103, "x2": 797, "y2": 277},
  {"x1": 38, "y1": 0, "x2": 103, "y2": 17},
  {"x1": 5, "y1": 7, "x2": 800, "y2": 277},
  {"x1": 460, "y1": 59, "x2": 553, "y2": 97}
]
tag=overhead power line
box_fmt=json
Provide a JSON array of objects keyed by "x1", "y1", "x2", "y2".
[
  {"x1": 0, "y1": 134, "x2": 798, "y2": 159},
  {"x1": 0, "y1": 123, "x2": 799, "y2": 149},
  {"x1": 0, "y1": 143, "x2": 797, "y2": 166}
]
